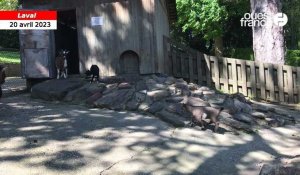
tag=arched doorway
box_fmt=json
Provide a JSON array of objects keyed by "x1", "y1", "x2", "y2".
[{"x1": 120, "y1": 50, "x2": 140, "y2": 74}]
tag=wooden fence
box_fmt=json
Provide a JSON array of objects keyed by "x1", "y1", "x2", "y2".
[{"x1": 163, "y1": 36, "x2": 300, "y2": 104}]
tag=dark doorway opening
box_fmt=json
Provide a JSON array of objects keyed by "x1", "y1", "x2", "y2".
[{"x1": 55, "y1": 9, "x2": 79, "y2": 74}]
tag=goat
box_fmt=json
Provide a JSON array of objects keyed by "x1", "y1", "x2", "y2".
[
  {"x1": 183, "y1": 104, "x2": 223, "y2": 132},
  {"x1": 85, "y1": 65, "x2": 100, "y2": 83},
  {"x1": 55, "y1": 50, "x2": 69, "y2": 79},
  {"x1": 0, "y1": 65, "x2": 6, "y2": 98}
]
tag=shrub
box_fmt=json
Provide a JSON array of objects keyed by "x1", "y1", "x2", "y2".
[{"x1": 0, "y1": 30, "x2": 19, "y2": 49}]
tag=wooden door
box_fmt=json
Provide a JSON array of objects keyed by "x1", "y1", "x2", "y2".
[{"x1": 120, "y1": 51, "x2": 140, "y2": 74}]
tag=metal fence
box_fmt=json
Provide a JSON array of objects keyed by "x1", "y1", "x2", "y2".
[{"x1": 164, "y1": 36, "x2": 300, "y2": 104}]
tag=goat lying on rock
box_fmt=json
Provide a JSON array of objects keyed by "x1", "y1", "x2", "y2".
[
  {"x1": 55, "y1": 50, "x2": 69, "y2": 79},
  {"x1": 0, "y1": 65, "x2": 6, "y2": 98}
]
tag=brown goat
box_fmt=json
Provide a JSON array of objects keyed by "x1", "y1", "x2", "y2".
[
  {"x1": 55, "y1": 50, "x2": 69, "y2": 79},
  {"x1": 184, "y1": 104, "x2": 223, "y2": 132}
]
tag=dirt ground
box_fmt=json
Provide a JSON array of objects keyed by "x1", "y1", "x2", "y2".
[{"x1": 0, "y1": 94, "x2": 299, "y2": 175}]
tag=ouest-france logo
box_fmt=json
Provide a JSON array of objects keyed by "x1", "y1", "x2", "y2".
[{"x1": 240, "y1": 12, "x2": 288, "y2": 27}]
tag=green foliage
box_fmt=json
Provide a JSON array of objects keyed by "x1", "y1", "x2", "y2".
[
  {"x1": 0, "y1": 0, "x2": 18, "y2": 10},
  {"x1": 286, "y1": 50, "x2": 300, "y2": 66},
  {"x1": 0, "y1": 0, "x2": 19, "y2": 49},
  {"x1": 223, "y1": 48, "x2": 254, "y2": 61},
  {"x1": 0, "y1": 50, "x2": 20, "y2": 64},
  {"x1": 0, "y1": 30, "x2": 19, "y2": 49},
  {"x1": 176, "y1": 0, "x2": 228, "y2": 40}
]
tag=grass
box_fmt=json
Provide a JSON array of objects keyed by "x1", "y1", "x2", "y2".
[{"x1": 0, "y1": 50, "x2": 21, "y2": 64}]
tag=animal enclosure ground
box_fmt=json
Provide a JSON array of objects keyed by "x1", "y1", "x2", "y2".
[{"x1": 0, "y1": 94, "x2": 299, "y2": 175}]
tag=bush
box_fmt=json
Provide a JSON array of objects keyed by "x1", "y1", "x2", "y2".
[
  {"x1": 0, "y1": 30, "x2": 19, "y2": 49},
  {"x1": 223, "y1": 48, "x2": 254, "y2": 61},
  {"x1": 286, "y1": 50, "x2": 300, "y2": 67}
]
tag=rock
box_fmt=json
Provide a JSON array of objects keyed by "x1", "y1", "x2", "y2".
[
  {"x1": 31, "y1": 78, "x2": 85, "y2": 101},
  {"x1": 86, "y1": 92, "x2": 102, "y2": 106},
  {"x1": 165, "y1": 103, "x2": 185, "y2": 115},
  {"x1": 165, "y1": 96, "x2": 184, "y2": 103},
  {"x1": 175, "y1": 82, "x2": 189, "y2": 90},
  {"x1": 138, "y1": 96, "x2": 153, "y2": 112},
  {"x1": 134, "y1": 91, "x2": 147, "y2": 103},
  {"x1": 168, "y1": 85, "x2": 177, "y2": 96},
  {"x1": 146, "y1": 79, "x2": 166, "y2": 90},
  {"x1": 165, "y1": 77, "x2": 175, "y2": 85},
  {"x1": 259, "y1": 164, "x2": 300, "y2": 175},
  {"x1": 99, "y1": 76, "x2": 124, "y2": 84},
  {"x1": 203, "y1": 90, "x2": 215, "y2": 95},
  {"x1": 103, "y1": 83, "x2": 118, "y2": 95},
  {"x1": 233, "y1": 99, "x2": 252, "y2": 113},
  {"x1": 94, "y1": 89, "x2": 134, "y2": 110},
  {"x1": 118, "y1": 82, "x2": 132, "y2": 89},
  {"x1": 126, "y1": 99, "x2": 140, "y2": 111},
  {"x1": 135, "y1": 80, "x2": 147, "y2": 91},
  {"x1": 155, "y1": 110, "x2": 187, "y2": 127},
  {"x1": 188, "y1": 83, "x2": 199, "y2": 91},
  {"x1": 219, "y1": 112, "x2": 254, "y2": 133},
  {"x1": 251, "y1": 112, "x2": 267, "y2": 119},
  {"x1": 233, "y1": 113, "x2": 256, "y2": 124},
  {"x1": 147, "y1": 90, "x2": 170, "y2": 101},
  {"x1": 191, "y1": 90, "x2": 203, "y2": 98},
  {"x1": 152, "y1": 74, "x2": 167, "y2": 84},
  {"x1": 267, "y1": 118, "x2": 284, "y2": 127},
  {"x1": 207, "y1": 94, "x2": 227, "y2": 105},
  {"x1": 64, "y1": 83, "x2": 104, "y2": 103},
  {"x1": 186, "y1": 97, "x2": 210, "y2": 107},
  {"x1": 252, "y1": 104, "x2": 269, "y2": 113},
  {"x1": 175, "y1": 78, "x2": 187, "y2": 84},
  {"x1": 148, "y1": 101, "x2": 164, "y2": 114},
  {"x1": 199, "y1": 86, "x2": 210, "y2": 91}
]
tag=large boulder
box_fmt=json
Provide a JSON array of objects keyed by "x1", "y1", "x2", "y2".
[
  {"x1": 94, "y1": 89, "x2": 135, "y2": 110},
  {"x1": 147, "y1": 90, "x2": 170, "y2": 101},
  {"x1": 31, "y1": 78, "x2": 85, "y2": 101},
  {"x1": 259, "y1": 164, "x2": 300, "y2": 175},
  {"x1": 156, "y1": 110, "x2": 188, "y2": 127},
  {"x1": 219, "y1": 112, "x2": 254, "y2": 133},
  {"x1": 64, "y1": 83, "x2": 105, "y2": 103}
]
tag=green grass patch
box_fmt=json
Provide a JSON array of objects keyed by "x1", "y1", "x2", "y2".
[{"x1": 0, "y1": 50, "x2": 20, "y2": 64}]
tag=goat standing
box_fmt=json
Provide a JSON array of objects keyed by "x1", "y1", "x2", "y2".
[{"x1": 55, "y1": 50, "x2": 69, "y2": 79}]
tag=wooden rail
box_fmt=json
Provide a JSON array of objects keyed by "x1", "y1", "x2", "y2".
[{"x1": 163, "y1": 36, "x2": 300, "y2": 103}]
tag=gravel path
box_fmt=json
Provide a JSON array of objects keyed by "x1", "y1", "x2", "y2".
[{"x1": 0, "y1": 94, "x2": 299, "y2": 175}]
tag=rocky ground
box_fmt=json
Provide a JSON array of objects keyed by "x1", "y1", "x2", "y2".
[
  {"x1": 0, "y1": 93, "x2": 299, "y2": 175},
  {"x1": 31, "y1": 74, "x2": 299, "y2": 134}
]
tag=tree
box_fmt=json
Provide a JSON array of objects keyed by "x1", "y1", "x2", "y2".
[
  {"x1": 251, "y1": 0, "x2": 285, "y2": 64},
  {"x1": 176, "y1": 0, "x2": 228, "y2": 56},
  {"x1": 0, "y1": 0, "x2": 18, "y2": 10}
]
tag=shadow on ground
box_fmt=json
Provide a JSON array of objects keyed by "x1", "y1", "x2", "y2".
[{"x1": 0, "y1": 94, "x2": 299, "y2": 175}]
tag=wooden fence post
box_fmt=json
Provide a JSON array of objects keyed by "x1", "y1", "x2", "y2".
[
  {"x1": 259, "y1": 62, "x2": 266, "y2": 100},
  {"x1": 223, "y1": 58, "x2": 229, "y2": 93},
  {"x1": 204, "y1": 54, "x2": 212, "y2": 87},
  {"x1": 197, "y1": 52, "x2": 203, "y2": 85}
]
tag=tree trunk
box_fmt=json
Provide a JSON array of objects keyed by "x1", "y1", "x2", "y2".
[
  {"x1": 251, "y1": 0, "x2": 285, "y2": 64},
  {"x1": 214, "y1": 36, "x2": 223, "y2": 57}
]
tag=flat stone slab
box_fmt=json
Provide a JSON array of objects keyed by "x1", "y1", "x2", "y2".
[{"x1": 31, "y1": 78, "x2": 85, "y2": 101}]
